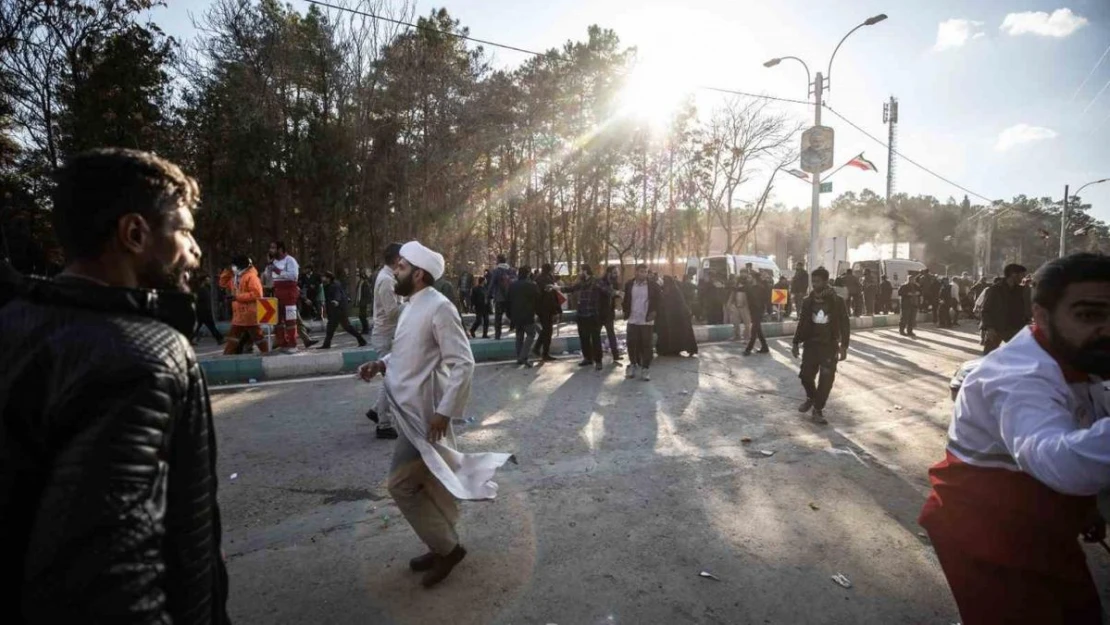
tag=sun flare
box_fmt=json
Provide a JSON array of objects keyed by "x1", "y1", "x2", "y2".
[{"x1": 617, "y1": 58, "x2": 693, "y2": 130}]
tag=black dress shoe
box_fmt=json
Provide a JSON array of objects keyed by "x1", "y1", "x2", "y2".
[
  {"x1": 366, "y1": 409, "x2": 379, "y2": 423},
  {"x1": 542, "y1": 355, "x2": 557, "y2": 362},
  {"x1": 578, "y1": 360, "x2": 593, "y2": 367},
  {"x1": 410, "y1": 552, "x2": 437, "y2": 572},
  {"x1": 376, "y1": 426, "x2": 399, "y2": 439},
  {"x1": 422, "y1": 545, "x2": 467, "y2": 588},
  {"x1": 357, "y1": 339, "x2": 368, "y2": 347},
  {"x1": 305, "y1": 338, "x2": 319, "y2": 348}
]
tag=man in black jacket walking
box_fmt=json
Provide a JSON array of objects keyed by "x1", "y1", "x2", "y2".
[
  {"x1": 744, "y1": 275, "x2": 770, "y2": 355},
  {"x1": 0, "y1": 149, "x2": 230, "y2": 624},
  {"x1": 534, "y1": 263, "x2": 561, "y2": 361},
  {"x1": 320, "y1": 270, "x2": 367, "y2": 348},
  {"x1": 790, "y1": 262, "x2": 809, "y2": 317},
  {"x1": 980, "y1": 263, "x2": 1030, "y2": 354},
  {"x1": 507, "y1": 265, "x2": 540, "y2": 367},
  {"x1": 792, "y1": 267, "x2": 851, "y2": 425}
]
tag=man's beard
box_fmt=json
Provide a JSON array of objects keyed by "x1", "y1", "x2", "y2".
[
  {"x1": 395, "y1": 271, "x2": 416, "y2": 297},
  {"x1": 1047, "y1": 318, "x2": 1110, "y2": 377},
  {"x1": 139, "y1": 258, "x2": 195, "y2": 293}
]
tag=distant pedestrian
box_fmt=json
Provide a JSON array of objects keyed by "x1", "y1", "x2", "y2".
[
  {"x1": 790, "y1": 262, "x2": 809, "y2": 317},
  {"x1": 682, "y1": 273, "x2": 699, "y2": 320},
  {"x1": 320, "y1": 270, "x2": 367, "y2": 349},
  {"x1": 842, "y1": 268, "x2": 863, "y2": 317},
  {"x1": 980, "y1": 264, "x2": 1030, "y2": 355},
  {"x1": 623, "y1": 263, "x2": 661, "y2": 381},
  {"x1": 356, "y1": 267, "x2": 373, "y2": 334},
  {"x1": 878, "y1": 274, "x2": 893, "y2": 314},
  {"x1": 366, "y1": 242, "x2": 404, "y2": 439},
  {"x1": 862, "y1": 268, "x2": 877, "y2": 315},
  {"x1": 600, "y1": 265, "x2": 623, "y2": 363},
  {"x1": 507, "y1": 265, "x2": 540, "y2": 367},
  {"x1": 193, "y1": 273, "x2": 225, "y2": 345},
  {"x1": 267, "y1": 240, "x2": 301, "y2": 349},
  {"x1": 534, "y1": 263, "x2": 561, "y2": 361},
  {"x1": 898, "y1": 279, "x2": 920, "y2": 337},
  {"x1": 224, "y1": 255, "x2": 270, "y2": 355},
  {"x1": 553, "y1": 264, "x2": 612, "y2": 370},
  {"x1": 458, "y1": 271, "x2": 474, "y2": 314},
  {"x1": 488, "y1": 254, "x2": 514, "y2": 340},
  {"x1": 727, "y1": 274, "x2": 752, "y2": 342},
  {"x1": 791, "y1": 267, "x2": 850, "y2": 425},
  {"x1": 744, "y1": 274, "x2": 770, "y2": 356},
  {"x1": 469, "y1": 277, "x2": 490, "y2": 338}
]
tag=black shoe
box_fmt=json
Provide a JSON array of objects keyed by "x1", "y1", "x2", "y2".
[
  {"x1": 410, "y1": 552, "x2": 437, "y2": 572},
  {"x1": 613, "y1": 353, "x2": 623, "y2": 362},
  {"x1": 376, "y1": 426, "x2": 399, "y2": 439},
  {"x1": 594, "y1": 362, "x2": 603, "y2": 371},
  {"x1": 757, "y1": 348, "x2": 770, "y2": 354},
  {"x1": 798, "y1": 399, "x2": 814, "y2": 413},
  {"x1": 317, "y1": 344, "x2": 331, "y2": 350},
  {"x1": 811, "y1": 409, "x2": 828, "y2": 425},
  {"x1": 578, "y1": 360, "x2": 593, "y2": 367},
  {"x1": 422, "y1": 545, "x2": 467, "y2": 588},
  {"x1": 542, "y1": 355, "x2": 557, "y2": 362},
  {"x1": 469, "y1": 330, "x2": 476, "y2": 338},
  {"x1": 357, "y1": 339, "x2": 368, "y2": 347},
  {"x1": 366, "y1": 409, "x2": 379, "y2": 423},
  {"x1": 305, "y1": 338, "x2": 319, "y2": 348},
  {"x1": 743, "y1": 349, "x2": 752, "y2": 356}
]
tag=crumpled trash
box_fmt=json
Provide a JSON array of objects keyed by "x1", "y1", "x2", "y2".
[
  {"x1": 740, "y1": 437, "x2": 753, "y2": 444},
  {"x1": 831, "y1": 573, "x2": 852, "y2": 589},
  {"x1": 760, "y1": 450, "x2": 776, "y2": 457},
  {"x1": 698, "y1": 570, "x2": 721, "y2": 581},
  {"x1": 229, "y1": 473, "x2": 238, "y2": 480}
]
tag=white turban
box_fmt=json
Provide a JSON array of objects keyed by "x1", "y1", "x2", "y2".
[{"x1": 400, "y1": 241, "x2": 445, "y2": 281}]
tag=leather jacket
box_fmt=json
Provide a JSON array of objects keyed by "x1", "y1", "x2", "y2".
[{"x1": 0, "y1": 275, "x2": 230, "y2": 624}]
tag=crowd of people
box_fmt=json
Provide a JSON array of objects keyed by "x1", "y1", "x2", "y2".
[{"x1": 0, "y1": 148, "x2": 1106, "y2": 624}]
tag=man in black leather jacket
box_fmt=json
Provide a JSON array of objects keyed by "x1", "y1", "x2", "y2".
[{"x1": 0, "y1": 148, "x2": 231, "y2": 624}]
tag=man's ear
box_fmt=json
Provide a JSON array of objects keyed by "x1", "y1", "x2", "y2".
[
  {"x1": 117, "y1": 213, "x2": 150, "y2": 255},
  {"x1": 1032, "y1": 303, "x2": 1049, "y2": 329}
]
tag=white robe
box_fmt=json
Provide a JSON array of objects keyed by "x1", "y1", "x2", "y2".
[{"x1": 382, "y1": 286, "x2": 512, "y2": 500}]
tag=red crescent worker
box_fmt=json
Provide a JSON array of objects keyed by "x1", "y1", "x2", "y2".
[
  {"x1": 919, "y1": 253, "x2": 1110, "y2": 625},
  {"x1": 267, "y1": 240, "x2": 300, "y2": 349}
]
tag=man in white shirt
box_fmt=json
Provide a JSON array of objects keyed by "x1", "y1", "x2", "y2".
[
  {"x1": 919, "y1": 253, "x2": 1110, "y2": 625},
  {"x1": 622, "y1": 263, "x2": 660, "y2": 381},
  {"x1": 358, "y1": 241, "x2": 511, "y2": 589},
  {"x1": 267, "y1": 240, "x2": 300, "y2": 349},
  {"x1": 365, "y1": 243, "x2": 403, "y2": 439}
]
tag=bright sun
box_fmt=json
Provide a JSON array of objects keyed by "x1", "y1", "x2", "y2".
[{"x1": 618, "y1": 58, "x2": 693, "y2": 130}]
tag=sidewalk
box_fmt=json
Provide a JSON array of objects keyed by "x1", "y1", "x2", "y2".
[
  {"x1": 200, "y1": 312, "x2": 927, "y2": 385},
  {"x1": 212, "y1": 310, "x2": 580, "y2": 335}
]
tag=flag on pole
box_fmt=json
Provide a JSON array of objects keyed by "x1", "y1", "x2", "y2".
[
  {"x1": 786, "y1": 168, "x2": 809, "y2": 181},
  {"x1": 846, "y1": 153, "x2": 878, "y2": 172}
]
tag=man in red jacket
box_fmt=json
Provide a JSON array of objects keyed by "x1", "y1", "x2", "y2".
[{"x1": 919, "y1": 253, "x2": 1110, "y2": 625}]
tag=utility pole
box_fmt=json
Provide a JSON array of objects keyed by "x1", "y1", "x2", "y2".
[
  {"x1": 1060, "y1": 184, "x2": 1068, "y2": 258},
  {"x1": 883, "y1": 96, "x2": 899, "y2": 258},
  {"x1": 808, "y1": 71, "x2": 824, "y2": 274}
]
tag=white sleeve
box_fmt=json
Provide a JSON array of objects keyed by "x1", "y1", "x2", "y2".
[
  {"x1": 991, "y1": 365, "x2": 1110, "y2": 496},
  {"x1": 376, "y1": 277, "x2": 401, "y2": 319},
  {"x1": 432, "y1": 302, "x2": 474, "y2": 419},
  {"x1": 286, "y1": 256, "x2": 299, "y2": 282}
]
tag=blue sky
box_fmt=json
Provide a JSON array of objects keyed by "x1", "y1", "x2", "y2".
[{"x1": 152, "y1": 0, "x2": 1110, "y2": 224}]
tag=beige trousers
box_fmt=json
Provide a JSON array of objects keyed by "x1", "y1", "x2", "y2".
[{"x1": 387, "y1": 432, "x2": 460, "y2": 555}]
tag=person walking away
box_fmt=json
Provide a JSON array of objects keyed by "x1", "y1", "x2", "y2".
[
  {"x1": 623, "y1": 263, "x2": 661, "y2": 381},
  {"x1": 898, "y1": 278, "x2": 920, "y2": 337},
  {"x1": 980, "y1": 264, "x2": 1030, "y2": 355},
  {"x1": 320, "y1": 270, "x2": 367, "y2": 349},
  {"x1": 937, "y1": 278, "x2": 953, "y2": 328},
  {"x1": 299, "y1": 264, "x2": 322, "y2": 320},
  {"x1": 488, "y1": 254, "x2": 513, "y2": 339},
  {"x1": 919, "y1": 253, "x2": 1110, "y2": 625},
  {"x1": 552, "y1": 264, "x2": 611, "y2": 370},
  {"x1": 790, "y1": 262, "x2": 809, "y2": 318},
  {"x1": 507, "y1": 265, "x2": 540, "y2": 367},
  {"x1": 469, "y1": 277, "x2": 490, "y2": 338},
  {"x1": 356, "y1": 267, "x2": 373, "y2": 335},
  {"x1": 842, "y1": 268, "x2": 863, "y2": 317},
  {"x1": 193, "y1": 273, "x2": 225, "y2": 345},
  {"x1": 791, "y1": 267, "x2": 850, "y2": 425},
  {"x1": 267, "y1": 240, "x2": 301, "y2": 349},
  {"x1": 862, "y1": 268, "x2": 877, "y2": 315},
  {"x1": 433, "y1": 273, "x2": 458, "y2": 313},
  {"x1": 682, "y1": 273, "x2": 700, "y2": 321},
  {"x1": 656, "y1": 275, "x2": 699, "y2": 356},
  {"x1": 745, "y1": 274, "x2": 770, "y2": 355},
  {"x1": 357, "y1": 241, "x2": 512, "y2": 589},
  {"x1": 878, "y1": 274, "x2": 893, "y2": 314},
  {"x1": 534, "y1": 263, "x2": 560, "y2": 361},
  {"x1": 727, "y1": 274, "x2": 752, "y2": 342},
  {"x1": 366, "y1": 242, "x2": 404, "y2": 439},
  {"x1": 0, "y1": 148, "x2": 230, "y2": 623},
  {"x1": 224, "y1": 255, "x2": 270, "y2": 354},
  {"x1": 600, "y1": 265, "x2": 623, "y2": 363},
  {"x1": 458, "y1": 271, "x2": 473, "y2": 314}
]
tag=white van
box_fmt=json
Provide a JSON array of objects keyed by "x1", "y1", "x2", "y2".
[
  {"x1": 851, "y1": 259, "x2": 926, "y2": 289},
  {"x1": 699, "y1": 254, "x2": 781, "y2": 284}
]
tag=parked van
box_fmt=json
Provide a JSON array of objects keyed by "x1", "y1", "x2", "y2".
[
  {"x1": 851, "y1": 259, "x2": 926, "y2": 289},
  {"x1": 698, "y1": 254, "x2": 781, "y2": 284}
]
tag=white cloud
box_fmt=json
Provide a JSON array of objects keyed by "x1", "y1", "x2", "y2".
[
  {"x1": 1000, "y1": 8, "x2": 1087, "y2": 38},
  {"x1": 995, "y1": 124, "x2": 1058, "y2": 151},
  {"x1": 934, "y1": 19, "x2": 985, "y2": 51}
]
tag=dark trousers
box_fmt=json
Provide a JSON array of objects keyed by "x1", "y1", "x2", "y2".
[
  {"x1": 493, "y1": 301, "x2": 508, "y2": 339},
  {"x1": 900, "y1": 304, "x2": 917, "y2": 333},
  {"x1": 849, "y1": 292, "x2": 864, "y2": 317},
  {"x1": 358, "y1": 302, "x2": 370, "y2": 334},
  {"x1": 982, "y1": 333, "x2": 1003, "y2": 355},
  {"x1": 877, "y1": 294, "x2": 892, "y2": 314},
  {"x1": 627, "y1": 323, "x2": 654, "y2": 368},
  {"x1": 470, "y1": 308, "x2": 489, "y2": 337},
  {"x1": 194, "y1": 314, "x2": 224, "y2": 343},
  {"x1": 790, "y1": 292, "x2": 805, "y2": 317},
  {"x1": 514, "y1": 321, "x2": 538, "y2": 363},
  {"x1": 799, "y1": 342, "x2": 838, "y2": 411},
  {"x1": 745, "y1": 316, "x2": 767, "y2": 352},
  {"x1": 601, "y1": 315, "x2": 620, "y2": 359},
  {"x1": 323, "y1": 310, "x2": 365, "y2": 347},
  {"x1": 576, "y1": 315, "x2": 602, "y2": 364},
  {"x1": 536, "y1": 313, "x2": 555, "y2": 356},
  {"x1": 864, "y1": 290, "x2": 876, "y2": 315}
]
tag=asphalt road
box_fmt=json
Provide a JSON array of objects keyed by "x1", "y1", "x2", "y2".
[{"x1": 210, "y1": 323, "x2": 1110, "y2": 625}]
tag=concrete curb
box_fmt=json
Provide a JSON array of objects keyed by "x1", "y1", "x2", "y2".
[
  {"x1": 212, "y1": 310, "x2": 581, "y2": 334},
  {"x1": 201, "y1": 312, "x2": 931, "y2": 385}
]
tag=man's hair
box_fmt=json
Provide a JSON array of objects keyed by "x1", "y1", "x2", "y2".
[
  {"x1": 581, "y1": 264, "x2": 593, "y2": 277},
  {"x1": 1033, "y1": 253, "x2": 1110, "y2": 311},
  {"x1": 383, "y1": 243, "x2": 403, "y2": 265},
  {"x1": 1003, "y1": 263, "x2": 1027, "y2": 278},
  {"x1": 413, "y1": 265, "x2": 435, "y2": 287},
  {"x1": 496, "y1": 253, "x2": 507, "y2": 264},
  {"x1": 881, "y1": 274, "x2": 888, "y2": 280},
  {"x1": 519, "y1": 265, "x2": 532, "y2": 278},
  {"x1": 636, "y1": 263, "x2": 648, "y2": 271},
  {"x1": 323, "y1": 270, "x2": 335, "y2": 281},
  {"x1": 811, "y1": 267, "x2": 830, "y2": 280},
  {"x1": 542, "y1": 263, "x2": 553, "y2": 273},
  {"x1": 232, "y1": 254, "x2": 252, "y2": 268},
  {"x1": 844, "y1": 268, "x2": 853, "y2": 274},
  {"x1": 477, "y1": 276, "x2": 485, "y2": 285},
  {"x1": 52, "y1": 148, "x2": 200, "y2": 260},
  {"x1": 272, "y1": 240, "x2": 286, "y2": 253}
]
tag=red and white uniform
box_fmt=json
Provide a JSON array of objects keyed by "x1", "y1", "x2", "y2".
[
  {"x1": 919, "y1": 325, "x2": 1110, "y2": 624},
  {"x1": 269, "y1": 254, "x2": 300, "y2": 348}
]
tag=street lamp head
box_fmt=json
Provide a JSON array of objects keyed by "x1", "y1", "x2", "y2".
[
  {"x1": 864, "y1": 14, "x2": 888, "y2": 26},
  {"x1": 763, "y1": 58, "x2": 781, "y2": 68}
]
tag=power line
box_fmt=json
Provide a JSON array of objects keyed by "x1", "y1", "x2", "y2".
[
  {"x1": 1071, "y1": 42, "x2": 1110, "y2": 102},
  {"x1": 822, "y1": 103, "x2": 998, "y2": 205},
  {"x1": 302, "y1": 0, "x2": 814, "y2": 108}
]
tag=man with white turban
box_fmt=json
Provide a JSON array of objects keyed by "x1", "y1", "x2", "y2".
[{"x1": 358, "y1": 241, "x2": 512, "y2": 588}]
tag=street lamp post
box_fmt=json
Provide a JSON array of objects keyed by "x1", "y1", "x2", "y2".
[
  {"x1": 764, "y1": 13, "x2": 887, "y2": 275},
  {"x1": 1060, "y1": 178, "x2": 1109, "y2": 257}
]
